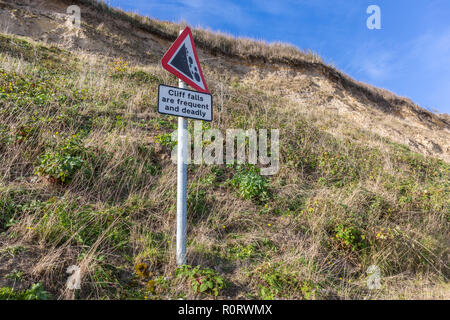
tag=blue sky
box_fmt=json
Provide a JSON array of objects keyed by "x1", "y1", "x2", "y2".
[{"x1": 107, "y1": 0, "x2": 450, "y2": 114}]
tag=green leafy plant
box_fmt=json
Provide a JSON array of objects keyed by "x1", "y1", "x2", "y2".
[
  {"x1": 231, "y1": 165, "x2": 270, "y2": 202},
  {"x1": 225, "y1": 239, "x2": 277, "y2": 261},
  {"x1": 334, "y1": 224, "x2": 369, "y2": 251},
  {"x1": 176, "y1": 265, "x2": 224, "y2": 297},
  {"x1": 254, "y1": 263, "x2": 298, "y2": 300},
  {"x1": 5, "y1": 269, "x2": 23, "y2": 282},
  {"x1": 0, "y1": 70, "x2": 54, "y2": 106},
  {"x1": 300, "y1": 281, "x2": 319, "y2": 300},
  {"x1": 227, "y1": 243, "x2": 257, "y2": 260},
  {"x1": 35, "y1": 133, "x2": 87, "y2": 184},
  {"x1": 155, "y1": 133, "x2": 176, "y2": 149},
  {"x1": 0, "y1": 283, "x2": 51, "y2": 300},
  {"x1": 0, "y1": 198, "x2": 18, "y2": 231},
  {"x1": 252, "y1": 263, "x2": 318, "y2": 300},
  {"x1": 2, "y1": 245, "x2": 27, "y2": 257}
]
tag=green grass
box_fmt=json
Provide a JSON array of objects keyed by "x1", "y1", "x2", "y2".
[{"x1": 0, "y1": 283, "x2": 52, "y2": 300}]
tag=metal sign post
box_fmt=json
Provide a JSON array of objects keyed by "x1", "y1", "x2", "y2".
[
  {"x1": 160, "y1": 27, "x2": 212, "y2": 266},
  {"x1": 176, "y1": 78, "x2": 188, "y2": 266}
]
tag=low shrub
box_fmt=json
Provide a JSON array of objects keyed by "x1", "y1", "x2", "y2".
[
  {"x1": 231, "y1": 165, "x2": 270, "y2": 203},
  {"x1": 0, "y1": 283, "x2": 51, "y2": 300},
  {"x1": 176, "y1": 265, "x2": 225, "y2": 297},
  {"x1": 35, "y1": 133, "x2": 87, "y2": 184}
]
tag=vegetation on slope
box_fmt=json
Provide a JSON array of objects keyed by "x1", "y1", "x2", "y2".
[
  {"x1": 76, "y1": 0, "x2": 450, "y2": 129},
  {"x1": 0, "y1": 33, "x2": 448, "y2": 300}
]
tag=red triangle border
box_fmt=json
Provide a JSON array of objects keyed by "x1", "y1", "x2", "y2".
[{"x1": 161, "y1": 27, "x2": 209, "y2": 94}]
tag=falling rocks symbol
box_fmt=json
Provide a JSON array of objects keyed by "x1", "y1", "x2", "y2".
[
  {"x1": 188, "y1": 55, "x2": 201, "y2": 82},
  {"x1": 171, "y1": 44, "x2": 195, "y2": 81}
]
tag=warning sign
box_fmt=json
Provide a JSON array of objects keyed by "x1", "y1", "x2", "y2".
[
  {"x1": 161, "y1": 27, "x2": 209, "y2": 93},
  {"x1": 158, "y1": 84, "x2": 213, "y2": 121}
]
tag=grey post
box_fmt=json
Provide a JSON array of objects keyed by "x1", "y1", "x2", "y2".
[{"x1": 176, "y1": 32, "x2": 188, "y2": 266}]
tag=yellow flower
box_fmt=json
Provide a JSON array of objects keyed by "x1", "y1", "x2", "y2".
[
  {"x1": 146, "y1": 280, "x2": 156, "y2": 294},
  {"x1": 222, "y1": 225, "x2": 226, "y2": 229},
  {"x1": 267, "y1": 224, "x2": 271, "y2": 227},
  {"x1": 135, "y1": 262, "x2": 150, "y2": 279}
]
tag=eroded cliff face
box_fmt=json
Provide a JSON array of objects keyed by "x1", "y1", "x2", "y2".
[{"x1": 1, "y1": 0, "x2": 449, "y2": 161}]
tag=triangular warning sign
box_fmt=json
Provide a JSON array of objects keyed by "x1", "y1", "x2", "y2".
[{"x1": 161, "y1": 27, "x2": 209, "y2": 93}]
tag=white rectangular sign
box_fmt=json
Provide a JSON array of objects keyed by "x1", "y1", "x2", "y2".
[{"x1": 158, "y1": 84, "x2": 213, "y2": 121}]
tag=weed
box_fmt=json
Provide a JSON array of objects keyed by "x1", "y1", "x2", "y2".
[
  {"x1": 251, "y1": 263, "x2": 317, "y2": 300},
  {"x1": 334, "y1": 224, "x2": 369, "y2": 252},
  {"x1": 231, "y1": 165, "x2": 270, "y2": 203},
  {"x1": 0, "y1": 283, "x2": 51, "y2": 300},
  {"x1": 2, "y1": 245, "x2": 27, "y2": 257},
  {"x1": 0, "y1": 198, "x2": 18, "y2": 231},
  {"x1": 35, "y1": 133, "x2": 88, "y2": 184},
  {"x1": 109, "y1": 58, "x2": 129, "y2": 77},
  {"x1": 155, "y1": 133, "x2": 176, "y2": 149},
  {"x1": 5, "y1": 270, "x2": 23, "y2": 282},
  {"x1": 176, "y1": 265, "x2": 225, "y2": 297}
]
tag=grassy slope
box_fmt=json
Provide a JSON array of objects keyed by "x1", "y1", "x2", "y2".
[
  {"x1": 0, "y1": 32, "x2": 448, "y2": 300},
  {"x1": 77, "y1": 0, "x2": 449, "y2": 129}
]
